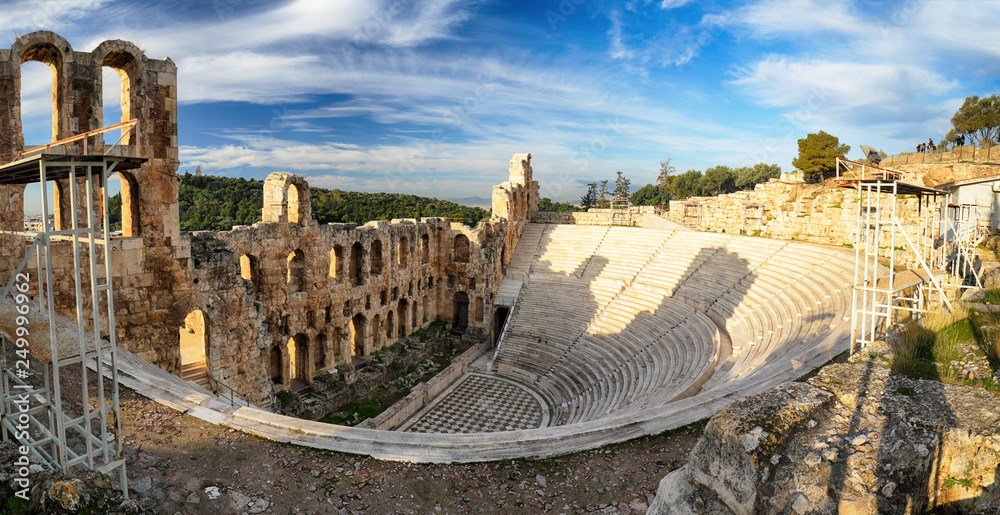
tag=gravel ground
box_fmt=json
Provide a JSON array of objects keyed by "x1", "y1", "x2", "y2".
[{"x1": 117, "y1": 388, "x2": 701, "y2": 514}]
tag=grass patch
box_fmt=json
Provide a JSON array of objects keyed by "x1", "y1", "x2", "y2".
[
  {"x1": 892, "y1": 307, "x2": 1000, "y2": 393},
  {"x1": 968, "y1": 289, "x2": 1000, "y2": 304}
]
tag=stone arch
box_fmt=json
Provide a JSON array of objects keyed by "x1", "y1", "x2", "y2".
[
  {"x1": 331, "y1": 326, "x2": 344, "y2": 364},
  {"x1": 411, "y1": 301, "x2": 417, "y2": 330},
  {"x1": 179, "y1": 309, "x2": 209, "y2": 369},
  {"x1": 398, "y1": 299, "x2": 409, "y2": 337},
  {"x1": 474, "y1": 297, "x2": 484, "y2": 323},
  {"x1": 330, "y1": 245, "x2": 344, "y2": 278},
  {"x1": 13, "y1": 32, "x2": 73, "y2": 145},
  {"x1": 102, "y1": 170, "x2": 140, "y2": 237},
  {"x1": 420, "y1": 233, "x2": 430, "y2": 262},
  {"x1": 313, "y1": 334, "x2": 326, "y2": 374},
  {"x1": 372, "y1": 314, "x2": 381, "y2": 350},
  {"x1": 423, "y1": 296, "x2": 429, "y2": 323},
  {"x1": 350, "y1": 242, "x2": 364, "y2": 285},
  {"x1": 262, "y1": 172, "x2": 311, "y2": 224},
  {"x1": 92, "y1": 40, "x2": 146, "y2": 141},
  {"x1": 350, "y1": 314, "x2": 366, "y2": 358},
  {"x1": 453, "y1": 234, "x2": 470, "y2": 263},
  {"x1": 398, "y1": 236, "x2": 408, "y2": 267},
  {"x1": 286, "y1": 249, "x2": 305, "y2": 291},
  {"x1": 370, "y1": 239, "x2": 383, "y2": 275},
  {"x1": 453, "y1": 292, "x2": 469, "y2": 330},
  {"x1": 240, "y1": 253, "x2": 260, "y2": 293},
  {"x1": 386, "y1": 310, "x2": 394, "y2": 340},
  {"x1": 288, "y1": 183, "x2": 306, "y2": 225},
  {"x1": 288, "y1": 334, "x2": 309, "y2": 382},
  {"x1": 269, "y1": 345, "x2": 283, "y2": 384}
]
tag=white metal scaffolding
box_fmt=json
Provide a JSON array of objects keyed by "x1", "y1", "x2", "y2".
[
  {"x1": 0, "y1": 153, "x2": 143, "y2": 497},
  {"x1": 837, "y1": 158, "x2": 953, "y2": 354},
  {"x1": 946, "y1": 204, "x2": 983, "y2": 288}
]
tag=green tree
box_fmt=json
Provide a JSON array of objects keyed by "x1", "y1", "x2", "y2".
[
  {"x1": 656, "y1": 158, "x2": 675, "y2": 195},
  {"x1": 672, "y1": 170, "x2": 703, "y2": 200},
  {"x1": 580, "y1": 182, "x2": 599, "y2": 209},
  {"x1": 699, "y1": 165, "x2": 735, "y2": 196},
  {"x1": 733, "y1": 163, "x2": 781, "y2": 190},
  {"x1": 791, "y1": 131, "x2": 850, "y2": 179},
  {"x1": 598, "y1": 180, "x2": 610, "y2": 208},
  {"x1": 630, "y1": 184, "x2": 671, "y2": 206},
  {"x1": 613, "y1": 171, "x2": 631, "y2": 199},
  {"x1": 538, "y1": 198, "x2": 581, "y2": 212},
  {"x1": 951, "y1": 95, "x2": 1000, "y2": 148}
]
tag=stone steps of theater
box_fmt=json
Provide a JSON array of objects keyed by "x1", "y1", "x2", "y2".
[{"x1": 180, "y1": 361, "x2": 212, "y2": 390}]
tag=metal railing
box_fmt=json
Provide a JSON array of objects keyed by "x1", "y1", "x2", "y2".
[
  {"x1": 17, "y1": 119, "x2": 140, "y2": 161},
  {"x1": 205, "y1": 370, "x2": 241, "y2": 407}
]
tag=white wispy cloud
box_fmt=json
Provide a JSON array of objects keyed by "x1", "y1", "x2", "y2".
[
  {"x1": 606, "y1": 11, "x2": 634, "y2": 60},
  {"x1": 659, "y1": 0, "x2": 695, "y2": 9},
  {"x1": 0, "y1": 0, "x2": 111, "y2": 33}
]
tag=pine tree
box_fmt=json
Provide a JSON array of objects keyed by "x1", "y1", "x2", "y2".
[
  {"x1": 791, "y1": 131, "x2": 850, "y2": 179},
  {"x1": 613, "y1": 171, "x2": 631, "y2": 200},
  {"x1": 580, "y1": 182, "x2": 599, "y2": 209}
]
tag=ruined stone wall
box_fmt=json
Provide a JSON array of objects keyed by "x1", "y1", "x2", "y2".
[
  {"x1": 666, "y1": 161, "x2": 1000, "y2": 265},
  {"x1": 882, "y1": 145, "x2": 1000, "y2": 168},
  {"x1": 0, "y1": 33, "x2": 537, "y2": 407},
  {"x1": 0, "y1": 32, "x2": 185, "y2": 372},
  {"x1": 531, "y1": 206, "x2": 655, "y2": 225}
]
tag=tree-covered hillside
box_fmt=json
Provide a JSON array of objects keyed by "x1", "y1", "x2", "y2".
[{"x1": 108, "y1": 173, "x2": 490, "y2": 232}]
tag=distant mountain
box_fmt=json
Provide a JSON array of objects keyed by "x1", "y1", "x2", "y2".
[{"x1": 448, "y1": 196, "x2": 492, "y2": 208}]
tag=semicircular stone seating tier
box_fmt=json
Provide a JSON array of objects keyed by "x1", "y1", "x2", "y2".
[
  {"x1": 98, "y1": 222, "x2": 856, "y2": 462},
  {"x1": 491, "y1": 223, "x2": 854, "y2": 426}
]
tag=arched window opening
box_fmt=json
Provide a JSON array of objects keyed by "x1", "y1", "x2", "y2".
[
  {"x1": 101, "y1": 171, "x2": 140, "y2": 237},
  {"x1": 289, "y1": 334, "x2": 309, "y2": 382},
  {"x1": 411, "y1": 301, "x2": 417, "y2": 330},
  {"x1": 453, "y1": 292, "x2": 469, "y2": 331},
  {"x1": 269, "y1": 346, "x2": 283, "y2": 384},
  {"x1": 288, "y1": 185, "x2": 305, "y2": 225},
  {"x1": 287, "y1": 249, "x2": 305, "y2": 291},
  {"x1": 453, "y1": 234, "x2": 470, "y2": 263},
  {"x1": 313, "y1": 335, "x2": 326, "y2": 374},
  {"x1": 330, "y1": 245, "x2": 344, "y2": 278},
  {"x1": 380, "y1": 290, "x2": 388, "y2": 306},
  {"x1": 386, "y1": 310, "x2": 394, "y2": 340},
  {"x1": 179, "y1": 310, "x2": 209, "y2": 388},
  {"x1": 101, "y1": 50, "x2": 138, "y2": 145},
  {"x1": 240, "y1": 254, "x2": 259, "y2": 292},
  {"x1": 350, "y1": 242, "x2": 364, "y2": 286},
  {"x1": 350, "y1": 314, "x2": 366, "y2": 358},
  {"x1": 372, "y1": 314, "x2": 382, "y2": 350},
  {"x1": 398, "y1": 236, "x2": 408, "y2": 267},
  {"x1": 370, "y1": 239, "x2": 383, "y2": 275},
  {"x1": 420, "y1": 233, "x2": 430, "y2": 262},
  {"x1": 475, "y1": 297, "x2": 484, "y2": 323},
  {"x1": 423, "y1": 296, "x2": 429, "y2": 323},
  {"x1": 19, "y1": 59, "x2": 56, "y2": 147},
  {"x1": 101, "y1": 66, "x2": 125, "y2": 146},
  {"x1": 398, "y1": 300, "x2": 408, "y2": 337},
  {"x1": 331, "y1": 327, "x2": 344, "y2": 364}
]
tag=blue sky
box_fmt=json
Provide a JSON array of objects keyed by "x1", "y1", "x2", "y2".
[{"x1": 6, "y1": 0, "x2": 1000, "y2": 207}]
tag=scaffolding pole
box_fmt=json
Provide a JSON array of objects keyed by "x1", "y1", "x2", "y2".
[
  {"x1": 840, "y1": 165, "x2": 951, "y2": 355},
  {"x1": 0, "y1": 153, "x2": 142, "y2": 497}
]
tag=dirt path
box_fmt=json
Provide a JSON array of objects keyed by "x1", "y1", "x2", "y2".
[{"x1": 118, "y1": 388, "x2": 700, "y2": 514}]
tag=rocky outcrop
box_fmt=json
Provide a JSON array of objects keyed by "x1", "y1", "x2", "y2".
[{"x1": 649, "y1": 346, "x2": 1000, "y2": 514}]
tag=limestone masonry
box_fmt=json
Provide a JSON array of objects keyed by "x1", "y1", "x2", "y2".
[{"x1": 0, "y1": 32, "x2": 537, "y2": 407}]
